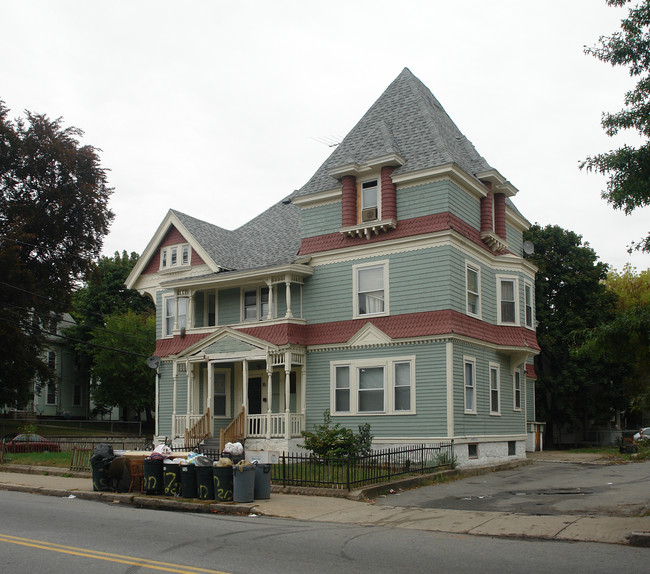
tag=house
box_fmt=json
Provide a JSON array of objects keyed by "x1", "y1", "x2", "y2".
[
  {"x1": 126, "y1": 68, "x2": 541, "y2": 467},
  {"x1": 30, "y1": 313, "x2": 89, "y2": 419}
]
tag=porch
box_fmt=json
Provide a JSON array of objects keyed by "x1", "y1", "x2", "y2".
[{"x1": 165, "y1": 343, "x2": 306, "y2": 450}]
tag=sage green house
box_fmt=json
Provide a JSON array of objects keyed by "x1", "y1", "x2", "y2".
[{"x1": 126, "y1": 68, "x2": 541, "y2": 467}]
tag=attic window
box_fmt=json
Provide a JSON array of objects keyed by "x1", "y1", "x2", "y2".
[
  {"x1": 160, "y1": 243, "x2": 191, "y2": 270},
  {"x1": 360, "y1": 179, "x2": 379, "y2": 222}
]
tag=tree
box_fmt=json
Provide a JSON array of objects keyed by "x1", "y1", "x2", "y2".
[
  {"x1": 577, "y1": 265, "x2": 650, "y2": 415},
  {"x1": 68, "y1": 251, "x2": 156, "y2": 422},
  {"x1": 524, "y1": 224, "x2": 619, "y2": 445},
  {"x1": 89, "y1": 310, "x2": 156, "y2": 423},
  {"x1": 582, "y1": 0, "x2": 650, "y2": 253},
  {"x1": 0, "y1": 101, "x2": 113, "y2": 406}
]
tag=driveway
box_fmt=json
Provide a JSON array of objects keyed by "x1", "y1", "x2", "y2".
[{"x1": 375, "y1": 454, "x2": 650, "y2": 517}]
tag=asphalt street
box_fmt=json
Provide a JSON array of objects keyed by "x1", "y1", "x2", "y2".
[{"x1": 375, "y1": 459, "x2": 650, "y2": 517}]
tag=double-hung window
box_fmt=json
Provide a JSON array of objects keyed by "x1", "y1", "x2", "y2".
[
  {"x1": 354, "y1": 262, "x2": 388, "y2": 317},
  {"x1": 513, "y1": 370, "x2": 522, "y2": 411},
  {"x1": 524, "y1": 281, "x2": 534, "y2": 328},
  {"x1": 243, "y1": 286, "x2": 270, "y2": 322},
  {"x1": 160, "y1": 243, "x2": 191, "y2": 270},
  {"x1": 360, "y1": 179, "x2": 379, "y2": 222},
  {"x1": 498, "y1": 276, "x2": 518, "y2": 324},
  {"x1": 163, "y1": 296, "x2": 187, "y2": 337},
  {"x1": 466, "y1": 264, "x2": 480, "y2": 317},
  {"x1": 464, "y1": 358, "x2": 476, "y2": 414},
  {"x1": 331, "y1": 357, "x2": 415, "y2": 415},
  {"x1": 490, "y1": 363, "x2": 500, "y2": 415}
]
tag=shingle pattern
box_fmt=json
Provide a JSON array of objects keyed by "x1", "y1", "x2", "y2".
[
  {"x1": 299, "y1": 212, "x2": 499, "y2": 255},
  {"x1": 296, "y1": 68, "x2": 493, "y2": 198},
  {"x1": 169, "y1": 193, "x2": 301, "y2": 272}
]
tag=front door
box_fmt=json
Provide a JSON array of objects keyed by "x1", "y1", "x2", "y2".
[{"x1": 248, "y1": 377, "x2": 262, "y2": 415}]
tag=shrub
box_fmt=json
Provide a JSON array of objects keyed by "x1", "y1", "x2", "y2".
[{"x1": 300, "y1": 410, "x2": 373, "y2": 459}]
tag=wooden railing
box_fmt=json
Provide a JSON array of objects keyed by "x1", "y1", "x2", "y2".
[
  {"x1": 184, "y1": 407, "x2": 210, "y2": 449},
  {"x1": 219, "y1": 406, "x2": 245, "y2": 452}
]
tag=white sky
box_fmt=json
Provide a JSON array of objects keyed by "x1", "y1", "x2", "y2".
[{"x1": 3, "y1": 0, "x2": 649, "y2": 272}]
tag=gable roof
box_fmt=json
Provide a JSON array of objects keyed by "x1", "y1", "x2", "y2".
[{"x1": 296, "y1": 67, "x2": 494, "y2": 197}]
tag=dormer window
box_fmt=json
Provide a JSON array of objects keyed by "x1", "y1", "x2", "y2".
[
  {"x1": 360, "y1": 179, "x2": 379, "y2": 222},
  {"x1": 160, "y1": 243, "x2": 191, "y2": 270}
]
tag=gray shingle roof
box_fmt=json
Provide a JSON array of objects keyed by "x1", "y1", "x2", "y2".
[
  {"x1": 296, "y1": 67, "x2": 494, "y2": 197},
  {"x1": 170, "y1": 194, "x2": 301, "y2": 272}
]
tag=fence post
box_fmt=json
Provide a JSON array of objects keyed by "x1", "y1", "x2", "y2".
[
  {"x1": 346, "y1": 457, "x2": 350, "y2": 491},
  {"x1": 282, "y1": 452, "x2": 286, "y2": 488},
  {"x1": 387, "y1": 449, "x2": 391, "y2": 481}
]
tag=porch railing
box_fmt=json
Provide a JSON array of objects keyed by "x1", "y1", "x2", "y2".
[
  {"x1": 246, "y1": 413, "x2": 304, "y2": 439},
  {"x1": 173, "y1": 414, "x2": 205, "y2": 440},
  {"x1": 219, "y1": 407, "x2": 245, "y2": 452},
  {"x1": 185, "y1": 408, "x2": 210, "y2": 449}
]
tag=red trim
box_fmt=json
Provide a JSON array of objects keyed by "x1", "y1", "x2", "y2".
[
  {"x1": 154, "y1": 310, "x2": 539, "y2": 357},
  {"x1": 143, "y1": 226, "x2": 206, "y2": 275},
  {"x1": 299, "y1": 212, "x2": 494, "y2": 255},
  {"x1": 525, "y1": 363, "x2": 537, "y2": 379}
]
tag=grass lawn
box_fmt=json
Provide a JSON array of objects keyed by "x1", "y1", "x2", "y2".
[{"x1": 1, "y1": 451, "x2": 72, "y2": 468}]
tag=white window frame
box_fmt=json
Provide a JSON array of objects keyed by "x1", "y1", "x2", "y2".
[
  {"x1": 466, "y1": 263, "x2": 481, "y2": 318},
  {"x1": 497, "y1": 275, "x2": 519, "y2": 325},
  {"x1": 46, "y1": 382, "x2": 57, "y2": 405},
  {"x1": 160, "y1": 243, "x2": 191, "y2": 270},
  {"x1": 524, "y1": 280, "x2": 534, "y2": 329},
  {"x1": 489, "y1": 362, "x2": 501, "y2": 415},
  {"x1": 330, "y1": 356, "x2": 415, "y2": 416},
  {"x1": 163, "y1": 295, "x2": 187, "y2": 337},
  {"x1": 464, "y1": 357, "x2": 476, "y2": 414},
  {"x1": 513, "y1": 370, "x2": 522, "y2": 411},
  {"x1": 353, "y1": 260, "x2": 389, "y2": 318},
  {"x1": 242, "y1": 286, "x2": 270, "y2": 322}
]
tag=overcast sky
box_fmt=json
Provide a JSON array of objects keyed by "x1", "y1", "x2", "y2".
[{"x1": 3, "y1": 0, "x2": 649, "y2": 271}]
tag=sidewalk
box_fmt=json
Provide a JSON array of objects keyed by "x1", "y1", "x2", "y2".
[{"x1": 1, "y1": 464, "x2": 649, "y2": 547}]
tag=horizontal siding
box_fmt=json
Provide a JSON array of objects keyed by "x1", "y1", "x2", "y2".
[
  {"x1": 396, "y1": 180, "x2": 450, "y2": 220},
  {"x1": 453, "y1": 344, "x2": 527, "y2": 437},
  {"x1": 301, "y1": 202, "x2": 341, "y2": 239},
  {"x1": 304, "y1": 342, "x2": 449, "y2": 438},
  {"x1": 507, "y1": 221, "x2": 523, "y2": 257},
  {"x1": 218, "y1": 288, "x2": 240, "y2": 326},
  {"x1": 157, "y1": 363, "x2": 174, "y2": 437},
  {"x1": 448, "y1": 181, "x2": 480, "y2": 229}
]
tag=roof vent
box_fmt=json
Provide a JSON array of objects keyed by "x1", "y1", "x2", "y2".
[{"x1": 281, "y1": 197, "x2": 292, "y2": 205}]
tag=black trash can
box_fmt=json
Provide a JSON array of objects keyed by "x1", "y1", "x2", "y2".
[
  {"x1": 232, "y1": 464, "x2": 256, "y2": 503},
  {"x1": 213, "y1": 466, "x2": 233, "y2": 502},
  {"x1": 180, "y1": 465, "x2": 197, "y2": 498},
  {"x1": 254, "y1": 463, "x2": 272, "y2": 500},
  {"x1": 196, "y1": 466, "x2": 214, "y2": 500},
  {"x1": 143, "y1": 459, "x2": 164, "y2": 495},
  {"x1": 163, "y1": 462, "x2": 182, "y2": 496},
  {"x1": 91, "y1": 459, "x2": 111, "y2": 492}
]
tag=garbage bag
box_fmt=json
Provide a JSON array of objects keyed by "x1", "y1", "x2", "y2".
[
  {"x1": 223, "y1": 442, "x2": 243, "y2": 455},
  {"x1": 90, "y1": 443, "x2": 115, "y2": 462}
]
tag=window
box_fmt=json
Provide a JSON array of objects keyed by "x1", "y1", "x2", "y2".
[
  {"x1": 335, "y1": 366, "x2": 351, "y2": 413},
  {"x1": 498, "y1": 277, "x2": 517, "y2": 324},
  {"x1": 331, "y1": 357, "x2": 415, "y2": 415},
  {"x1": 73, "y1": 384, "x2": 82, "y2": 407},
  {"x1": 360, "y1": 179, "x2": 379, "y2": 222},
  {"x1": 508, "y1": 441, "x2": 516, "y2": 456},
  {"x1": 490, "y1": 364, "x2": 500, "y2": 415},
  {"x1": 160, "y1": 243, "x2": 191, "y2": 270},
  {"x1": 513, "y1": 371, "x2": 521, "y2": 411},
  {"x1": 163, "y1": 296, "x2": 187, "y2": 337},
  {"x1": 468, "y1": 443, "x2": 478, "y2": 459},
  {"x1": 213, "y1": 370, "x2": 229, "y2": 417},
  {"x1": 243, "y1": 286, "x2": 270, "y2": 321},
  {"x1": 46, "y1": 382, "x2": 56, "y2": 405},
  {"x1": 47, "y1": 351, "x2": 56, "y2": 370},
  {"x1": 194, "y1": 291, "x2": 216, "y2": 328},
  {"x1": 524, "y1": 281, "x2": 534, "y2": 328},
  {"x1": 354, "y1": 262, "x2": 388, "y2": 317},
  {"x1": 466, "y1": 264, "x2": 480, "y2": 317},
  {"x1": 464, "y1": 358, "x2": 476, "y2": 414}
]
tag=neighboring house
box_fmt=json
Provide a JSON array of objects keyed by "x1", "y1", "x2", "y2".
[
  {"x1": 126, "y1": 68, "x2": 541, "y2": 467},
  {"x1": 31, "y1": 313, "x2": 89, "y2": 419}
]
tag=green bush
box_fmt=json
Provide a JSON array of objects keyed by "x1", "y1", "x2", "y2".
[{"x1": 300, "y1": 410, "x2": 373, "y2": 458}]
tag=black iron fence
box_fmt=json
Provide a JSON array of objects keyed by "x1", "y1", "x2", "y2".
[{"x1": 273, "y1": 442, "x2": 455, "y2": 491}]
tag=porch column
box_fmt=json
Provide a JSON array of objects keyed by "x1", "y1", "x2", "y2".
[
  {"x1": 285, "y1": 275, "x2": 293, "y2": 318},
  {"x1": 207, "y1": 361, "x2": 214, "y2": 434},
  {"x1": 266, "y1": 279, "x2": 274, "y2": 320},
  {"x1": 187, "y1": 291, "x2": 194, "y2": 329},
  {"x1": 285, "y1": 351, "x2": 291, "y2": 440},
  {"x1": 186, "y1": 361, "x2": 192, "y2": 434},
  {"x1": 172, "y1": 362, "x2": 178, "y2": 437},
  {"x1": 301, "y1": 364, "x2": 306, "y2": 434},
  {"x1": 174, "y1": 296, "x2": 179, "y2": 331},
  {"x1": 266, "y1": 357, "x2": 273, "y2": 439},
  {"x1": 242, "y1": 360, "x2": 248, "y2": 410}
]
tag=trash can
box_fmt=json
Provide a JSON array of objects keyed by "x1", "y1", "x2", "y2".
[
  {"x1": 163, "y1": 462, "x2": 182, "y2": 496},
  {"x1": 232, "y1": 464, "x2": 256, "y2": 503},
  {"x1": 254, "y1": 463, "x2": 272, "y2": 500},
  {"x1": 91, "y1": 459, "x2": 111, "y2": 492},
  {"x1": 180, "y1": 464, "x2": 197, "y2": 498},
  {"x1": 143, "y1": 459, "x2": 164, "y2": 495},
  {"x1": 196, "y1": 465, "x2": 214, "y2": 500},
  {"x1": 213, "y1": 466, "x2": 233, "y2": 502}
]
